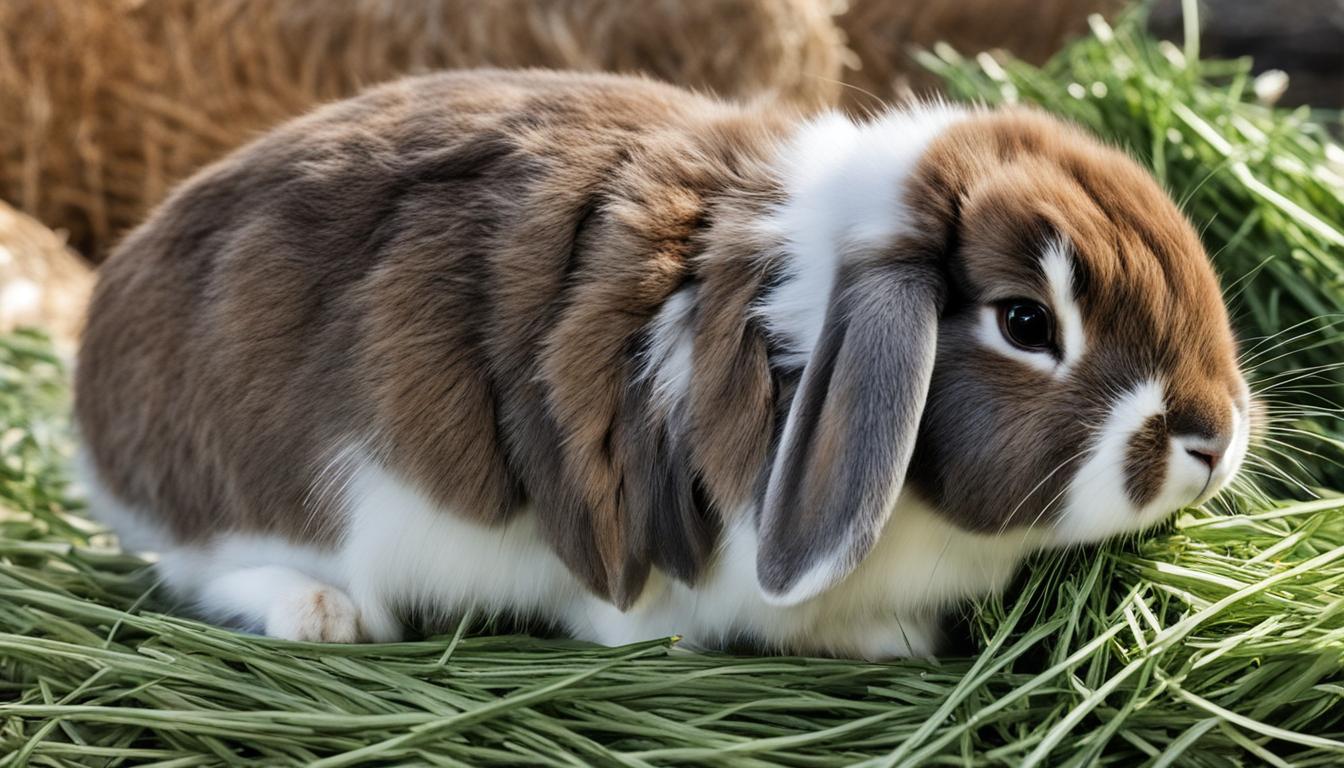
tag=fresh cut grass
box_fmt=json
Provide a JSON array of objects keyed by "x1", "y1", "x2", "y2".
[{"x1": 2, "y1": 6, "x2": 1343, "y2": 766}]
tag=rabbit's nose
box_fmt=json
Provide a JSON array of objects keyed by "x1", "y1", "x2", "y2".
[
  {"x1": 1175, "y1": 433, "x2": 1231, "y2": 472},
  {"x1": 1185, "y1": 447, "x2": 1221, "y2": 470}
]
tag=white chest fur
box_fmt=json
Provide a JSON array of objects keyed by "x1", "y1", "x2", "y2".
[
  {"x1": 84, "y1": 448, "x2": 1040, "y2": 658},
  {"x1": 340, "y1": 460, "x2": 1039, "y2": 659}
]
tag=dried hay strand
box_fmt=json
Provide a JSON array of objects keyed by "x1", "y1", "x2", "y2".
[
  {"x1": 0, "y1": 0, "x2": 844, "y2": 260},
  {"x1": 0, "y1": 202, "x2": 92, "y2": 353}
]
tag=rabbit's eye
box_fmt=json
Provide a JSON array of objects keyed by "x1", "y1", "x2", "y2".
[{"x1": 999, "y1": 300, "x2": 1054, "y2": 351}]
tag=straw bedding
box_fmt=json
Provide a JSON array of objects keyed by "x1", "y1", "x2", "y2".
[
  {"x1": 0, "y1": 0, "x2": 843, "y2": 259},
  {"x1": 0, "y1": 202, "x2": 91, "y2": 353}
]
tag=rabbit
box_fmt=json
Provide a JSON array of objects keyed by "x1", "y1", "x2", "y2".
[{"x1": 76, "y1": 69, "x2": 1252, "y2": 659}]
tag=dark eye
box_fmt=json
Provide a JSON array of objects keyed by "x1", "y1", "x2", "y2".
[{"x1": 999, "y1": 300, "x2": 1054, "y2": 351}]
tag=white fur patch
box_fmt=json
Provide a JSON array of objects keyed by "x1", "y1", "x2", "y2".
[
  {"x1": 1205, "y1": 403, "x2": 1251, "y2": 501},
  {"x1": 339, "y1": 459, "x2": 580, "y2": 636},
  {"x1": 198, "y1": 566, "x2": 361, "y2": 642},
  {"x1": 755, "y1": 104, "x2": 970, "y2": 368},
  {"x1": 1042, "y1": 241, "x2": 1087, "y2": 372},
  {"x1": 150, "y1": 532, "x2": 379, "y2": 639},
  {"x1": 83, "y1": 443, "x2": 1043, "y2": 659},
  {"x1": 1056, "y1": 379, "x2": 1253, "y2": 544},
  {"x1": 639, "y1": 285, "x2": 697, "y2": 416},
  {"x1": 1056, "y1": 379, "x2": 1167, "y2": 543}
]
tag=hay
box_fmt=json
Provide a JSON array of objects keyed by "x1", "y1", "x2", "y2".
[
  {"x1": 0, "y1": 202, "x2": 91, "y2": 354},
  {"x1": 0, "y1": 0, "x2": 844, "y2": 259}
]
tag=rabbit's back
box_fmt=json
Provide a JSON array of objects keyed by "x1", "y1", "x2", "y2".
[{"x1": 75, "y1": 70, "x2": 786, "y2": 602}]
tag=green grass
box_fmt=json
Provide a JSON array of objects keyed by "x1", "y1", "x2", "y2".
[{"x1": 2, "y1": 7, "x2": 1343, "y2": 766}]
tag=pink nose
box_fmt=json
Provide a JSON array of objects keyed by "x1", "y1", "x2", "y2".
[
  {"x1": 1185, "y1": 448, "x2": 1222, "y2": 470},
  {"x1": 1176, "y1": 432, "x2": 1231, "y2": 472}
]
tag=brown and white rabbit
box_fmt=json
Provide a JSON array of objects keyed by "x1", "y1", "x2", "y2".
[{"x1": 76, "y1": 70, "x2": 1251, "y2": 659}]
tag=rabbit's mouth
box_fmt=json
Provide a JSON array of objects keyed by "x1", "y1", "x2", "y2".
[
  {"x1": 1049, "y1": 378, "x2": 1251, "y2": 546},
  {"x1": 1187, "y1": 404, "x2": 1253, "y2": 507}
]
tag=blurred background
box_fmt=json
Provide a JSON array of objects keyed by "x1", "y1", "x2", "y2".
[
  {"x1": 0, "y1": 0, "x2": 1341, "y2": 350},
  {"x1": 1149, "y1": 0, "x2": 1342, "y2": 108}
]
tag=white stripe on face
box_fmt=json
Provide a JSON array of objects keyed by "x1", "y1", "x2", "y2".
[
  {"x1": 1054, "y1": 378, "x2": 1166, "y2": 544},
  {"x1": 1052, "y1": 377, "x2": 1251, "y2": 545},
  {"x1": 1041, "y1": 240, "x2": 1087, "y2": 374}
]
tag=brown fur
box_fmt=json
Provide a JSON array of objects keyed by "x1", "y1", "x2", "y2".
[
  {"x1": 77, "y1": 70, "x2": 794, "y2": 607},
  {"x1": 1126, "y1": 415, "x2": 1170, "y2": 507},
  {"x1": 77, "y1": 73, "x2": 1242, "y2": 612}
]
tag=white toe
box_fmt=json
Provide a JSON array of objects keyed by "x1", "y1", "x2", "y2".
[{"x1": 266, "y1": 585, "x2": 362, "y2": 643}]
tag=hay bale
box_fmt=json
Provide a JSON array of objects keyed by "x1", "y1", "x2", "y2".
[
  {"x1": 836, "y1": 0, "x2": 1127, "y2": 107},
  {"x1": 0, "y1": 201, "x2": 93, "y2": 353},
  {"x1": 0, "y1": 0, "x2": 844, "y2": 260}
]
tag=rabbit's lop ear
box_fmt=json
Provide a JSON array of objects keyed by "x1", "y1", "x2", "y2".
[{"x1": 757, "y1": 261, "x2": 944, "y2": 605}]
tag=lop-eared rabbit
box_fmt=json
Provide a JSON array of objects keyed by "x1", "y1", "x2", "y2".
[{"x1": 78, "y1": 71, "x2": 1251, "y2": 658}]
